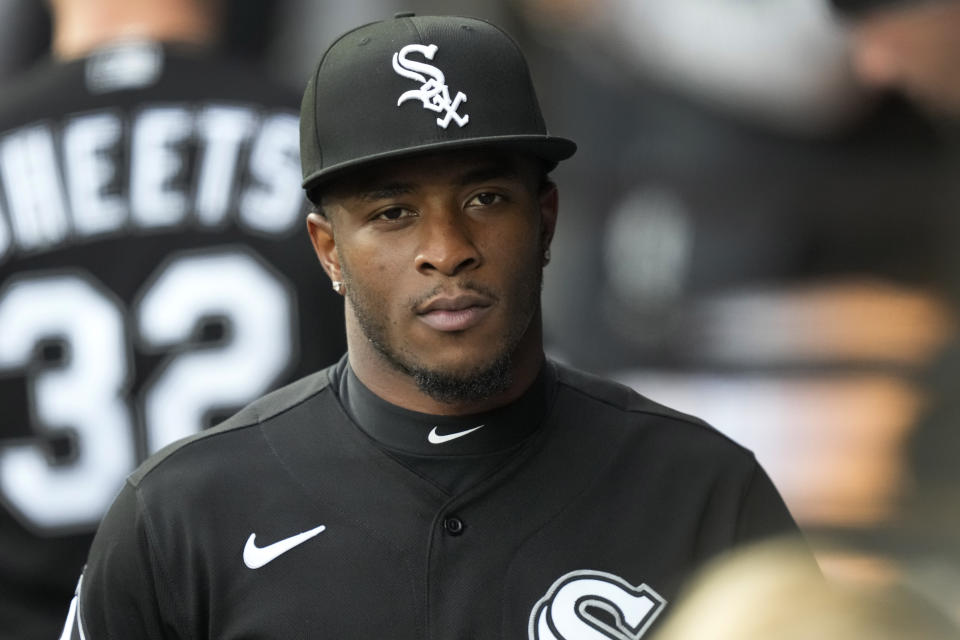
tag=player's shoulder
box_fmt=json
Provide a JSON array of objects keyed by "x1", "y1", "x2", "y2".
[
  {"x1": 0, "y1": 57, "x2": 85, "y2": 128},
  {"x1": 129, "y1": 361, "x2": 340, "y2": 486},
  {"x1": 552, "y1": 359, "x2": 707, "y2": 426},
  {"x1": 154, "y1": 43, "x2": 302, "y2": 105},
  {"x1": 550, "y1": 359, "x2": 750, "y2": 456},
  {"x1": 0, "y1": 40, "x2": 299, "y2": 129}
]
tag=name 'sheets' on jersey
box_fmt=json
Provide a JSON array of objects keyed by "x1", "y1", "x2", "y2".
[{"x1": 0, "y1": 103, "x2": 303, "y2": 263}]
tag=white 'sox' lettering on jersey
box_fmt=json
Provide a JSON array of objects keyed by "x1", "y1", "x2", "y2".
[
  {"x1": 0, "y1": 103, "x2": 302, "y2": 264},
  {"x1": 392, "y1": 44, "x2": 469, "y2": 129},
  {"x1": 529, "y1": 570, "x2": 666, "y2": 640}
]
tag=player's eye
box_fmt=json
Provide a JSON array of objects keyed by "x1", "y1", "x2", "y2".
[
  {"x1": 373, "y1": 207, "x2": 415, "y2": 222},
  {"x1": 466, "y1": 192, "x2": 504, "y2": 207}
]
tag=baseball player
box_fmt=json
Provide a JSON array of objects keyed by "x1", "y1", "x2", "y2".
[
  {"x1": 62, "y1": 14, "x2": 802, "y2": 639},
  {"x1": 0, "y1": 1, "x2": 344, "y2": 637}
]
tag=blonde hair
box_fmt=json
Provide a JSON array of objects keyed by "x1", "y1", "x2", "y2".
[{"x1": 653, "y1": 540, "x2": 958, "y2": 640}]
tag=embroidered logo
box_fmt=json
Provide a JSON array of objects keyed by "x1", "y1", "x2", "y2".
[
  {"x1": 392, "y1": 44, "x2": 469, "y2": 129},
  {"x1": 427, "y1": 424, "x2": 485, "y2": 444},
  {"x1": 529, "y1": 570, "x2": 666, "y2": 640},
  {"x1": 242, "y1": 525, "x2": 326, "y2": 569}
]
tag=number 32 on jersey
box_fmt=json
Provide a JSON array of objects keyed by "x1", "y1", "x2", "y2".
[{"x1": 0, "y1": 247, "x2": 294, "y2": 532}]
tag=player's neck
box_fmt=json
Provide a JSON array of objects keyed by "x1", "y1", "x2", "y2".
[
  {"x1": 51, "y1": 0, "x2": 219, "y2": 60},
  {"x1": 347, "y1": 316, "x2": 546, "y2": 417}
]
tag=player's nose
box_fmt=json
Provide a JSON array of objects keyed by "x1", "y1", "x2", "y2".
[{"x1": 414, "y1": 206, "x2": 481, "y2": 277}]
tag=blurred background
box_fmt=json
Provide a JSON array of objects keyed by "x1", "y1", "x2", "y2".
[{"x1": 3, "y1": 0, "x2": 960, "y2": 632}]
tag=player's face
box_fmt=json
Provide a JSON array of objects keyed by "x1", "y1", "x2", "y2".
[{"x1": 309, "y1": 150, "x2": 557, "y2": 403}]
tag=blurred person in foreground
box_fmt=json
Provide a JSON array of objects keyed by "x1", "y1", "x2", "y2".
[
  {"x1": 61, "y1": 13, "x2": 804, "y2": 639},
  {"x1": 653, "y1": 539, "x2": 959, "y2": 639},
  {"x1": 0, "y1": 0, "x2": 345, "y2": 637}
]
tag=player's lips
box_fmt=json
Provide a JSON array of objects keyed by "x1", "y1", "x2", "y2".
[{"x1": 416, "y1": 293, "x2": 493, "y2": 332}]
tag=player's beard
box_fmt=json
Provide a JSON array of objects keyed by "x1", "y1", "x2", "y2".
[{"x1": 341, "y1": 249, "x2": 543, "y2": 405}]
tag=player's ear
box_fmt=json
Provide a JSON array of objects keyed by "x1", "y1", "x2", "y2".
[
  {"x1": 538, "y1": 181, "x2": 559, "y2": 261},
  {"x1": 306, "y1": 212, "x2": 343, "y2": 285}
]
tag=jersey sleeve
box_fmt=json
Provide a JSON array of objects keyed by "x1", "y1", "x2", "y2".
[
  {"x1": 59, "y1": 480, "x2": 180, "y2": 640},
  {"x1": 734, "y1": 461, "x2": 804, "y2": 544}
]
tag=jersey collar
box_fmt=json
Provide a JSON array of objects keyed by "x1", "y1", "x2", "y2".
[{"x1": 334, "y1": 357, "x2": 556, "y2": 457}]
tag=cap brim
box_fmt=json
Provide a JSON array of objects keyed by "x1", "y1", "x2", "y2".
[{"x1": 302, "y1": 134, "x2": 576, "y2": 200}]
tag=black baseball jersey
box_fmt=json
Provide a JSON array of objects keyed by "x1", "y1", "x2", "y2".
[
  {"x1": 63, "y1": 356, "x2": 799, "y2": 639},
  {"x1": 0, "y1": 41, "x2": 344, "y2": 638}
]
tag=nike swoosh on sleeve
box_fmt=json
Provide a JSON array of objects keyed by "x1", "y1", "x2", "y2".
[{"x1": 243, "y1": 524, "x2": 326, "y2": 569}]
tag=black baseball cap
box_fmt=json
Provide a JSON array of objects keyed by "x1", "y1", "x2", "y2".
[{"x1": 299, "y1": 13, "x2": 577, "y2": 201}]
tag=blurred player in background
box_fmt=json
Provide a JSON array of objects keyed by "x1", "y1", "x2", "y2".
[
  {"x1": 514, "y1": 0, "x2": 960, "y2": 615},
  {"x1": 851, "y1": 0, "x2": 960, "y2": 117},
  {"x1": 0, "y1": 0, "x2": 345, "y2": 636}
]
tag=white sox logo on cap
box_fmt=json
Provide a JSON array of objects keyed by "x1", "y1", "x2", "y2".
[
  {"x1": 299, "y1": 15, "x2": 575, "y2": 196},
  {"x1": 392, "y1": 44, "x2": 469, "y2": 129}
]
